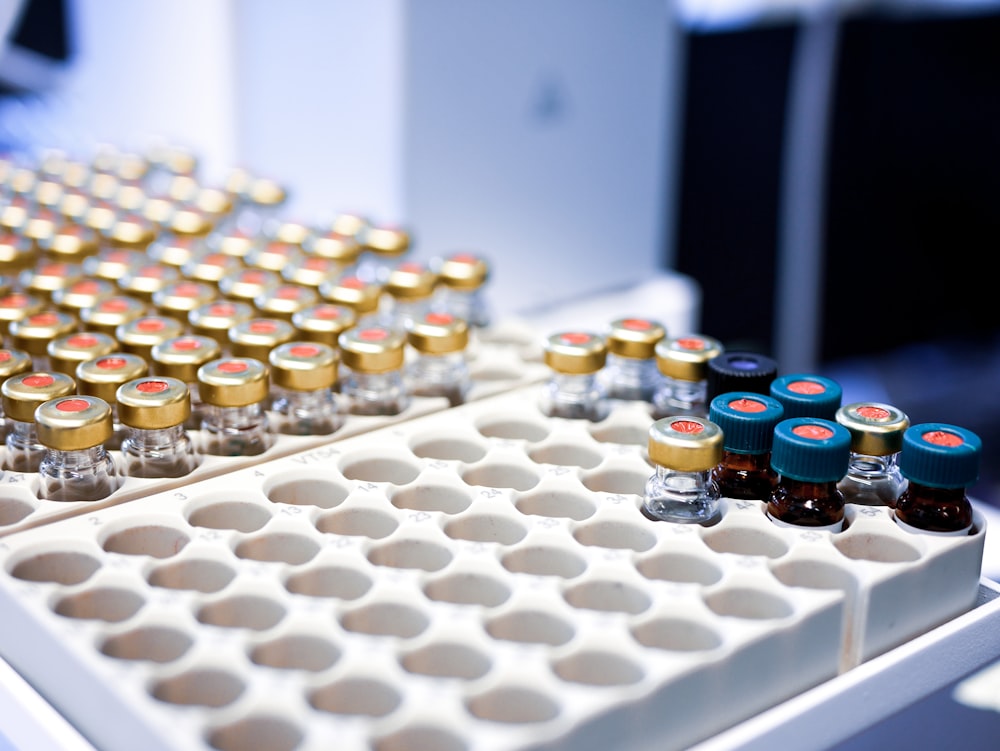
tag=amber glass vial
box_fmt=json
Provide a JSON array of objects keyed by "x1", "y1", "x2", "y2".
[{"x1": 709, "y1": 392, "x2": 785, "y2": 501}]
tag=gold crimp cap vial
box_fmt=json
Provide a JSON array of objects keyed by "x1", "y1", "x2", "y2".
[
  {"x1": 35, "y1": 395, "x2": 113, "y2": 451},
  {"x1": 655, "y1": 334, "x2": 724, "y2": 382},
  {"x1": 254, "y1": 284, "x2": 319, "y2": 320},
  {"x1": 648, "y1": 415, "x2": 724, "y2": 472},
  {"x1": 0, "y1": 348, "x2": 33, "y2": 384},
  {"x1": 197, "y1": 357, "x2": 269, "y2": 408},
  {"x1": 47, "y1": 332, "x2": 119, "y2": 376},
  {"x1": 607, "y1": 317, "x2": 667, "y2": 359},
  {"x1": 291, "y1": 303, "x2": 356, "y2": 348},
  {"x1": 81, "y1": 295, "x2": 147, "y2": 335},
  {"x1": 361, "y1": 224, "x2": 410, "y2": 257},
  {"x1": 407, "y1": 312, "x2": 469, "y2": 355},
  {"x1": 116, "y1": 376, "x2": 191, "y2": 430},
  {"x1": 835, "y1": 402, "x2": 911, "y2": 457},
  {"x1": 437, "y1": 252, "x2": 489, "y2": 290},
  {"x1": 153, "y1": 280, "x2": 217, "y2": 321},
  {"x1": 76, "y1": 354, "x2": 149, "y2": 404},
  {"x1": 151, "y1": 335, "x2": 222, "y2": 383},
  {"x1": 9, "y1": 310, "x2": 78, "y2": 356},
  {"x1": 229, "y1": 318, "x2": 296, "y2": 362},
  {"x1": 320, "y1": 274, "x2": 382, "y2": 315},
  {"x1": 188, "y1": 300, "x2": 255, "y2": 346},
  {"x1": 116, "y1": 315, "x2": 185, "y2": 359},
  {"x1": 384, "y1": 262, "x2": 438, "y2": 301},
  {"x1": 269, "y1": 341, "x2": 338, "y2": 391},
  {"x1": 2, "y1": 371, "x2": 76, "y2": 422},
  {"x1": 339, "y1": 326, "x2": 406, "y2": 373},
  {"x1": 544, "y1": 331, "x2": 608, "y2": 375}
]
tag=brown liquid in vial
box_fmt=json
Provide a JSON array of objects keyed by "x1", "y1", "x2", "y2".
[
  {"x1": 767, "y1": 479, "x2": 845, "y2": 527},
  {"x1": 895, "y1": 484, "x2": 972, "y2": 534},
  {"x1": 713, "y1": 450, "x2": 778, "y2": 501}
]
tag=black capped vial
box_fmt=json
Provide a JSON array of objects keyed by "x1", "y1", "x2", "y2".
[
  {"x1": 709, "y1": 392, "x2": 785, "y2": 501},
  {"x1": 706, "y1": 351, "x2": 779, "y2": 404},
  {"x1": 117, "y1": 376, "x2": 198, "y2": 478},
  {"x1": 338, "y1": 325, "x2": 409, "y2": 416},
  {"x1": 767, "y1": 418, "x2": 852, "y2": 532},
  {"x1": 2, "y1": 371, "x2": 75, "y2": 472},
  {"x1": 895, "y1": 423, "x2": 981, "y2": 536},
  {"x1": 601, "y1": 317, "x2": 666, "y2": 403},
  {"x1": 540, "y1": 331, "x2": 609, "y2": 421},
  {"x1": 35, "y1": 395, "x2": 119, "y2": 501},
  {"x1": 268, "y1": 341, "x2": 341, "y2": 435},
  {"x1": 769, "y1": 373, "x2": 843, "y2": 421},
  {"x1": 652, "y1": 333, "x2": 723, "y2": 418},
  {"x1": 642, "y1": 415, "x2": 724, "y2": 524},
  {"x1": 405, "y1": 312, "x2": 471, "y2": 406},
  {"x1": 835, "y1": 402, "x2": 910, "y2": 507},
  {"x1": 196, "y1": 357, "x2": 271, "y2": 456}
]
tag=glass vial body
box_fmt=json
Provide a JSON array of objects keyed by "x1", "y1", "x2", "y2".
[
  {"x1": 652, "y1": 334, "x2": 724, "y2": 419},
  {"x1": 431, "y1": 252, "x2": 491, "y2": 328},
  {"x1": 642, "y1": 415, "x2": 724, "y2": 524},
  {"x1": 895, "y1": 423, "x2": 981, "y2": 536},
  {"x1": 600, "y1": 317, "x2": 666, "y2": 403},
  {"x1": 766, "y1": 418, "x2": 852, "y2": 531},
  {"x1": 540, "y1": 331, "x2": 609, "y2": 421},
  {"x1": 76, "y1": 353, "x2": 150, "y2": 452},
  {"x1": 405, "y1": 312, "x2": 471, "y2": 407},
  {"x1": 2, "y1": 371, "x2": 76, "y2": 472},
  {"x1": 197, "y1": 358, "x2": 271, "y2": 456},
  {"x1": 835, "y1": 402, "x2": 910, "y2": 507},
  {"x1": 117, "y1": 376, "x2": 198, "y2": 478},
  {"x1": 36, "y1": 396, "x2": 119, "y2": 502},
  {"x1": 709, "y1": 392, "x2": 785, "y2": 500},
  {"x1": 268, "y1": 342, "x2": 342, "y2": 435},
  {"x1": 381, "y1": 261, "x2": 438, "y2": 331},
  {"x1": 338, "y1": 326, "x2": 409, "y2": 416}
]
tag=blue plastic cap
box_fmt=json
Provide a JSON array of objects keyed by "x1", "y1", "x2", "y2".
[
  {"x1": 769, "y1": 373, "x2": 843, "y2": 421},
  {"x1": 771, "y1": 417, "x2": 851, "y2": 483},
  {"x1": 709, "y1": 392, "x2": 785, "y2": 454},
  {"x1": 899, "y1": 423, "x2": 982, "y2": 489}
]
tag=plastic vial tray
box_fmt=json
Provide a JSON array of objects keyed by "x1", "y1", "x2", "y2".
[{"x1": 0, "y1": 386, "x2": 990, "y2": 751}]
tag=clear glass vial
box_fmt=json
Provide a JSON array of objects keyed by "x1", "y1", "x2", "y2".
[
  {"x1": 338, "y1": 325, "x2": 409, "y2": 416},
  {"x1": 835, "y1": 402, "x2": 910, "y2": 507},
  {"x1": 319, "y1": 273, "x2": 384, "y2": 328},
  {"x1": 766, "y1": 418, "x2": 852, "y2": 532},
  {"x1": 430, "y1": 251, "x2": 491, "y2": 328},
  {"x1": 540, "y1": 331, "x2": 609, "y2": 421},
  {"x1": 769, "y1": 373, "x2": 843, "y2": 421},
  {"x1": 117, "y1": 376, "x2": 198, "y2": 478},
  {"x1": 895, "y1": 423, "x2": 981, "y2": 536},
  {"x1": 75, "y1": 353, "x2": 150, "y2": 451},
  {"x1": 381, "y1": 261, "x2": 439, "y2": 331},
  {"x1": 2, "y1": 371, "x2": 76, "y2": 472},
  {"x1": 35, "y1": 395, "x2": 119, "y2": 501},
  {"x1": 405, "y1": 312, "x2": 471, "y2": 406},
  {"x1": 600, "y1": 317, "x2": 667, "y2": 403},
  {"x1": 355, "y1": 223, "x2": 411, "y2": 284},
  {"x1": 268, "y1": 341, "x2": 341, "y2": 435},
  {"x1": 709, "y1": 392, "x2": 785, "y2": 501},
  {"x1": 0, "y1": 348, "x2": 32, "y2": 422},
  {"x1": 642, "y1": 415, "x2": 724, "y2": 524},
  {"x1": 652, "y1": 334, "x2": 723, "y2": 419},
  {"x1": 150, "y1": 335, "x2": 222, "y2": 430},
  {"x1": 196, "y1": 357, "x2": 271, "y2": 456}
]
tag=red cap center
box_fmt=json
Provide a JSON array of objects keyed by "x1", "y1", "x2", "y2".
[
  {"x1": 56, "y1": 398, "x2": 89, "y2": 412},
  {"x1": 289, "y1": 344, "x2": 320, "y2": 358},
  {"x1": 793, "y1": 424, "x2": 834, "y2": 441},
  {"x1": 23, "y1": 374, "x2": 54, "y2": 388},
  {"x1": 560, "y1": 332, "x2": 591, "y2": 345},
  {"x1": 730, "y1": 398, "x2": 766, "y2": 413},
  {"x1": 671, "y1": 419, "x2": 704, "y2": 435},
  {"x1": 99, "y1": 298, "x2": 130, "y2": 312},
  {"x1": 622, "y1": 318, "x2": 652, "y2": 331},
  {"x1": 923, "y1": 430, "x2": 963, "y2": 448},
  {"x1": 172, "y1": 338, "x2": 202, "y2": 351},
  {"x1": 857, "y1": 405, "x2": 890, "y2": 421},
  {"x1": 67, "y1": 334, "x2": 99, "y2": 348},
  {"x1": 96, "y1": 357, "x2": 126, "y2": 370},
  {"x1": 425, "y1": 312, "x2": 453, "y2": 325},
  {"x1": 218, "y1": 360, "x2": 248, "y2": 374},
  {"x1": 249, "y1": 320, "x2": 277, "y2": 334},
  {"x1": 137, "y1": 380, "x2": 169, "y2": 393},
  {"x1": 788, "y1": 380, "x2": 825, "y2": 395},
  {"x1": 28, "y1": 313, "x2": 58, "y2": 326},
  {"x1": 314, "y1": 306, "x2": 341, "y2": 319},
  {"x1": 137, "y1": 318, "x2": 165, "y2": 332},
  {"x1": 359, "y1": 328, "x2": 388, "y2": 341},
  {"x1": 676, "y1": 337, "x2": 706, "y2": 351}
]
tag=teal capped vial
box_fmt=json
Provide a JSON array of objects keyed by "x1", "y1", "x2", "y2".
[
  {"x1": 767, "y1": 417, "x2": 851, "y2": 531},
  {"x1": 895, "y1": 423, "x2": 981, "y2": 536},
  {"x1": 709, "y1": 392, "x2": 785, "y2": 500},
  {"x1": 769, "y1": 373, "x2": 842, "y2": 420}
]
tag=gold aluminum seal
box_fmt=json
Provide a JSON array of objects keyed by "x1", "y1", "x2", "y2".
[
  {"x1": 6, "y1": 168, "x2": 36, "y2": 197},
  {"x1": 305, "y1": 230, "x2": 362, "y2": 265},
  {"x1": 142, "y1": 195, "x2": 174, "y2": 227},
  {"x1": 2, "y1": 371, "x2": 76, "y2": 422},
  {"x1": 151, "y1": 335, "x2": 221, "y2": 382},
  {"x1": 0, "y1": 199, "x2": 28, "y2": 232},
  {"x1": 329, "y1": 212, "x2": 370, "y2": 238},
  {"x1": 407, "y1": 312, "x2": 469, "y2": 355},
  {"x1": 48, "y1": 332, "x2": 119, "y2": 376},
  {"x1": 320, "y1": 274, "x2": 382, "y2": 315},
  {"x1": 181, "y1": 251, "x2": 242, "y2": 286},
  {"x1": 197, "y1": 357, "x2": 269, "y2": 407},
  {"x1": 835, "y1": 402, "x2": 911, "y2": 457},
  {"x1": 648, "y1": 416, "x2": 724, "y2": 472},
  {"x1": 214, "y1": 231, "x2": 257, "y2": 261},
  {"x1": 106, "y1": 213, "x2": 157, "y2": 249},
  {"x1": 52, "y1": 278, "x2": 116, "y2": 315},
  {"x1": 115, "y1": 315, "x2": 185, "y2": 359},
  {"x1": 153, "y1": 281, "x2": 217, "y2": 320},
  {"x1": 57, "y1": 189, "x2": 89, "y2": 223},
  {"x1": 228, "y1": 318, "x2": 296, "y2": 361},
  {"x1": 246, "y1": 177, "x2": 287, "y2": 208},
  {"x1": 194, "y1": 188, "x2": 233, "y2": 219},
  {"x1": 22, "y1": 208, "x2": 58, "y2": 244},
  {"x1": 291, "y1": 303, "x2": 356, "y2": 348},
  {"x1": 254, "y1": 284, "x2": 318, "y2": 320},
  {"x1": 361, "y1": 224, "x2": 410, "y2": 257},
  {"x1": 20, "y1": 261, "x2": 83, "y2": 298},
  {"x1": 338, "y1": 326, "x2": 405, "y2": 373},
  {"x1": 35, "y1": 395, "x2": 113, "y2": 451},
  {"x1": 0, "y1": 232, "x2": 38, "y2": 270},
  {"x1": 169, "y1": 207, "x2": 214, "y2": 237},
  {"x1": 116, "y1": 376, "x2": 191, "y2": 430},
  {"x1": 543, "y1": 332, "x2": 608, "y2": 375},
  {"x1": 655, "y1": 334, "x2": 724, "y2": 382},
  {"x1": 87, "y1": 171, "x2": 119, "y2": 201},
  {"x1": 76, "y1": 353, "x2": 149, "y2": 404},
  {"x1": 384, "y1": 262, "x2": 438, "y2": 301},
  {"x1": 82, "y1": 247, "x2": 143, "y2": 282},
  {"x1": 0, "y1": 292, "x2": 44, "y2": 333},
  {"x1": 83, "y1": 200, "x2": 117, "y2": 234},
  {"x1": 245, "y1": 240, "x2": 303, "y2": 272},
  {"x1": 218, "y1": 268, "x2": 281, "y2": 303},
  {"x1": 271, "y1": 220, "x2": 311, "y2": 246},
  {"x1": 120, "y1": 263, "x2": 180, "y2": 300},
  {"x1": 148, "y1": 234, "x2": 201, "y2": 268},
  {"x1": 437, "y1": 252, "x2": 489, "y2": 290},
  {"x1": 281, "y1": 256, "x2": 339, "y2": 289},
  {"x1": 269, "y1": 341, "x2": 338, "y2": 391},
  {"x1": 33, "y1": 179, "x2": 64, "y2": 209},
  {"x1": 147, "y1": 144, "x2": 198, "y2": 176},
  {"x1": 9, "y1": 310, "x2": 78, "y2": 355},
  {"x1": 43, "y1": 224, "x2": 100, "y2": 260},
  {"x1": 80, "y1": 295, "x2": 147, "y2": 336},
  {"x1": 607, "y1": 317, "x2": 667, "y2": 359},
  {"x1": 188, "y1": 300, "x2": 254, "y2": 346},
  {"x1": 0, "y1": 348, "x2": 32, "y2": 384}
]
